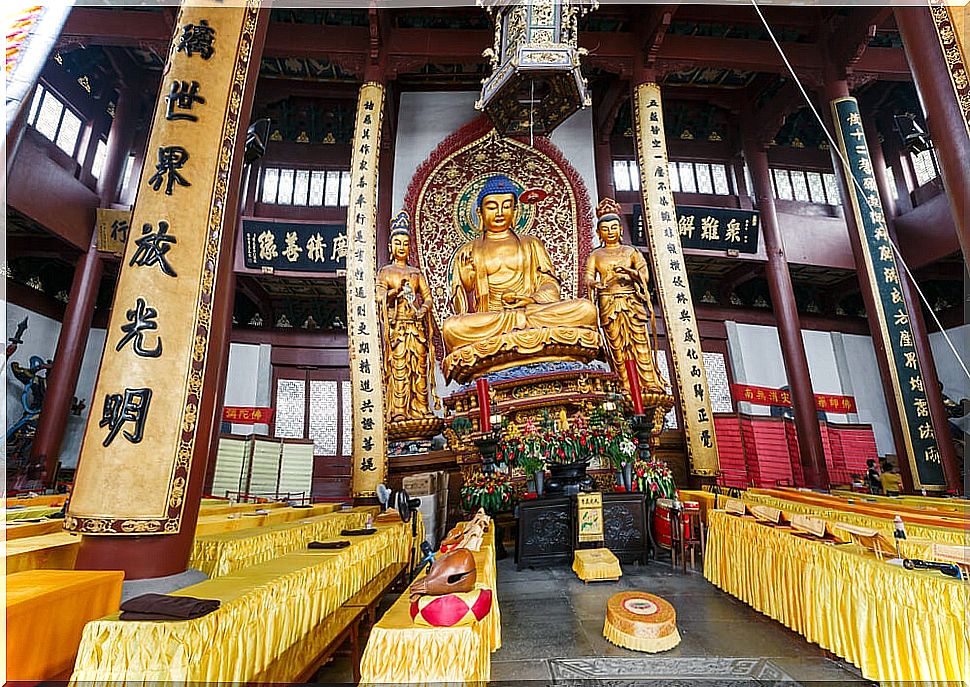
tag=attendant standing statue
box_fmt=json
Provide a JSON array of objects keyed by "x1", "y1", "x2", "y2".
[
  {"x1": 584, "y1": 198, "x2": 668, "y2": 407},
  {"x1": 376, "y1": 211, "x2": 443, "y2": 441}
]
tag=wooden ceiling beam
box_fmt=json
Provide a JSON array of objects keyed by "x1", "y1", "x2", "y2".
[{"x1": 59, "y1": 7, "x2": 912, "y2": 81}]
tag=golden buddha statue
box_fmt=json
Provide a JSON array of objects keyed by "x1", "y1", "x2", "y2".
[
  {"x1": 584, "y1": 198, "x2": 668, "y2": 402},
  {"x1": 440, "y1": 175, "x2": 601, "y2": 382},
  {"x1": 376, "y1": 211, "x2": 443, "y2": 440}
]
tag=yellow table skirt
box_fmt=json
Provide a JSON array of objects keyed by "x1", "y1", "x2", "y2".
[
  {"x1": 359, "y1": 525, "x2": 500, "y2": 685},
  {"x1": 189, "y1": 509, "x2": 370, "y2": 577},
  {"x1": 70, "y1": 519, "x2": 414, "y2": 685},
  {"x1": 705, "y1": 510, "x2": 970, "y2": 684},
  {"x1": 742, "y1": 492, "x2": 968, "y2": 546}
]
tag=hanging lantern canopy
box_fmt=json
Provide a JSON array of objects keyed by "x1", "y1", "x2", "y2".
[{"x1": 476, "y1": 0, "x2": 597, "y2": 137}]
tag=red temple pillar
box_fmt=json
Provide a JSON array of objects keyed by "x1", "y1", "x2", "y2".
[
  {"x1": 743, "y1": 137, "x2": 829, "y2": 488},
  {"x1": 34, "y1": 86, "x2": 138, "y2": 487},
  {"x1": 895, "y1": 7, "x2": 970, "y2": 261},
  {"x1": 865, "y1": 115, "x2": 962, "y2": 493}
]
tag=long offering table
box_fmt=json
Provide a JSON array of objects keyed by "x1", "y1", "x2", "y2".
[
  {"x1": 190, "y1": 506, "x2": 377, "y2": 577},
  {"x1": 742, "y1": 489, "x2": 967, "y2": 545},
  {"x1": 705, "y1": 510, "x2": 969, "y2": 684},
  {"x1": 359, "y1": 524, "x2": 501, "y2": 685},
  {"x1": 6, "y1": 504, "x2": 346, "y2": 575},
  {"x1": 69, "y1": 519, "x2": 415, "y2": 684}
]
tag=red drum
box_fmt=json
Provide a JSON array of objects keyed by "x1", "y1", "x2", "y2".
[{"x1": 652, "y1": 498, "x2": 677, "y2": 550}]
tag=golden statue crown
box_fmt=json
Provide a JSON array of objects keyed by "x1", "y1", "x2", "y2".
[
  {"x1": 390, "y1": 210, "x2": 411, "y2": 238},
  {"x1": 595, "y1": 198, "x2": 622, "y2": 224}
]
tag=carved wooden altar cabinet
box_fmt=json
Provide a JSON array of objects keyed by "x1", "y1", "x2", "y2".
[{"x1": 515, "y1": 492, "x2": 649, "y2": 570}]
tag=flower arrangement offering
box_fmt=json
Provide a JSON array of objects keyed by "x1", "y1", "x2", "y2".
[
  {"x1": 634, "y1": 458, "x2": 675, "y2": 500},
  {"x1": 494, "y1": 404, "x2": 637, "y2": 470},
  {"x1": 460, "y1": 470, "x2": 516, "y2": 514},
  {"x1": 586, "y1": 404, "x2": 638, "y2": 470}
]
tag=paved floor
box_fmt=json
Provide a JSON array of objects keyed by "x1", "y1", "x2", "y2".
[{"x1": 316, "y1": 556, "x2": 873, "y2": 685}]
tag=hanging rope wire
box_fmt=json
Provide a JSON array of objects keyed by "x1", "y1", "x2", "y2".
[{"x1": 751, "y1": 0, "x2": 970, "y2": 384}]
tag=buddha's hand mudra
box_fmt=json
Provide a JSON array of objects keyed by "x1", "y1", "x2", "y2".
[{"x1": 501, "y1": 292, "x2": 534, "y2": 308}]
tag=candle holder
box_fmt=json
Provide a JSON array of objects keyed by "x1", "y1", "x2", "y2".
[
  {"x1": 631, "y1": 413, "x2": 654, "y2": 464},
  {"x1": 474, "y1": 429, "x2": 502, "y2": 474}
]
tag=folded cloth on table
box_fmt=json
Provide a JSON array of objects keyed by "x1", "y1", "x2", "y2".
[
  {"x1": 341, "y1": 528, "x2": 377, "y2": 536},
  {"x1": 119, "y1": 593, "x2": 220, "y2": 621},
  {"x1": 308, "y1": 540, "x2": 351, "y2": 549}
]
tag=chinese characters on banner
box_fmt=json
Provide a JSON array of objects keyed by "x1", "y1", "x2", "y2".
[
  {"x1": 346, "y1": 83, "x2": 387, "y2": 498},
  {"x1": 831, "y1": 97, "x2": 944, "y2": 490},
  {"x1": 95, "y1": 208, "x2": 133, "y2": 257},
  {"x1": 241, "y1": 220, "x2": 348, "y2": 272},
  {"x1": 633, "y1": 83, "x2": 718, "y2": 477},
  {"x1": 67, "y1": 3, "x2": 263, "y2": 534},
  {"x1": 222, "y1": 406, "x2": 274, "y2": 424},
  {"x1": 730, "y1": 384, "x2": 857, "y2": 414},
  {"x1": 633, "y1": 205, "x2": 760, "y2": 254}
]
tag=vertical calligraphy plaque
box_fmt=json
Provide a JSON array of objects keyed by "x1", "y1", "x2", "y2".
[
  {"x1": 67, "y1": 2, "x2": 263, "y2": 534},
  {"x1": 831, "y1": 97, "x2": 945, "y2": 491},
  {"x1": 633, "y1": 83, "x2": 718, "y2": 477},
  {"x1": 346, "y1": 83, "x2": 388, "y2": 498}
]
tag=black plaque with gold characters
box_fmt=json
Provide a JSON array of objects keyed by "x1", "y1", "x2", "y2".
[
  {"x1": 242, "y1": 220, "x2": 347, "y2": 273},
  {"x1": 633, "y1": 205, "x2": 760, "y2": 254},
  {"x1": 832, "y1": 97, "x2": 944, "y2": 491}
]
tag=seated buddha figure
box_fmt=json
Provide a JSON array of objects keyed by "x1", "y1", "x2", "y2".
[{"x1": 440, "y1": 175, "x2": 600, "y2": 382}]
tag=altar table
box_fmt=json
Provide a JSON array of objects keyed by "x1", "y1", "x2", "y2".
[
  {"x1": 705, "y1": 510, "x2": 969, "y2": 684},
  {"x1": 358, "y1": 526, "x2": 501, "y2": 685},
  {"x1": 69, "y1": 519, "x2": 414, "y2": 684},
  {"x1": 5, "y1": 494, "x2": 67, "y2": 508},
  {"x1": 7, "y1": 569, "x2": 124, "y2": 682},
  {"x1": 196, "y1": 500, "x2": 287, "y2": 517}
]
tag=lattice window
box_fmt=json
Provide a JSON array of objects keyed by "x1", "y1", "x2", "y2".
[
  {"x1": 308, "y1": 380, "x2": 338, "y2": 456},
  {"x1": 274, "y1": 378, "x2": 306, "y2": 439}
]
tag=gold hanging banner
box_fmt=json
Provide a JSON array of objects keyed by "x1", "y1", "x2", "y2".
[
  {"x1": 633, "y1": 82, "x2": 718, "y2": 477},
  {"x1": 67, "y1": 1, "x2": 263, "y2": 534},
  {"x1": 347, "y1": 83, "x2": 388, "y2": 498}
]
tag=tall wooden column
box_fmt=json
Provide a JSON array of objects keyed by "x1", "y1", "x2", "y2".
[
  {"x1": 34, "y1": 86, "x2": 138, "y2": 486},
  {"x1": 895, "y1": 6, "x2": 970, "y2": 260},
  {"x1": 825, "y1": 73, "x2": 949, "y2": 492},
  {"x1": 743, "y1": 138, "x2": 829, "y2": 488},
  {"x1": 865, "y1": 115, "x2": 962, "y2": 493},
  {"x1": 68, "y1": 2, "x2": 269, "y2": 578}
]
